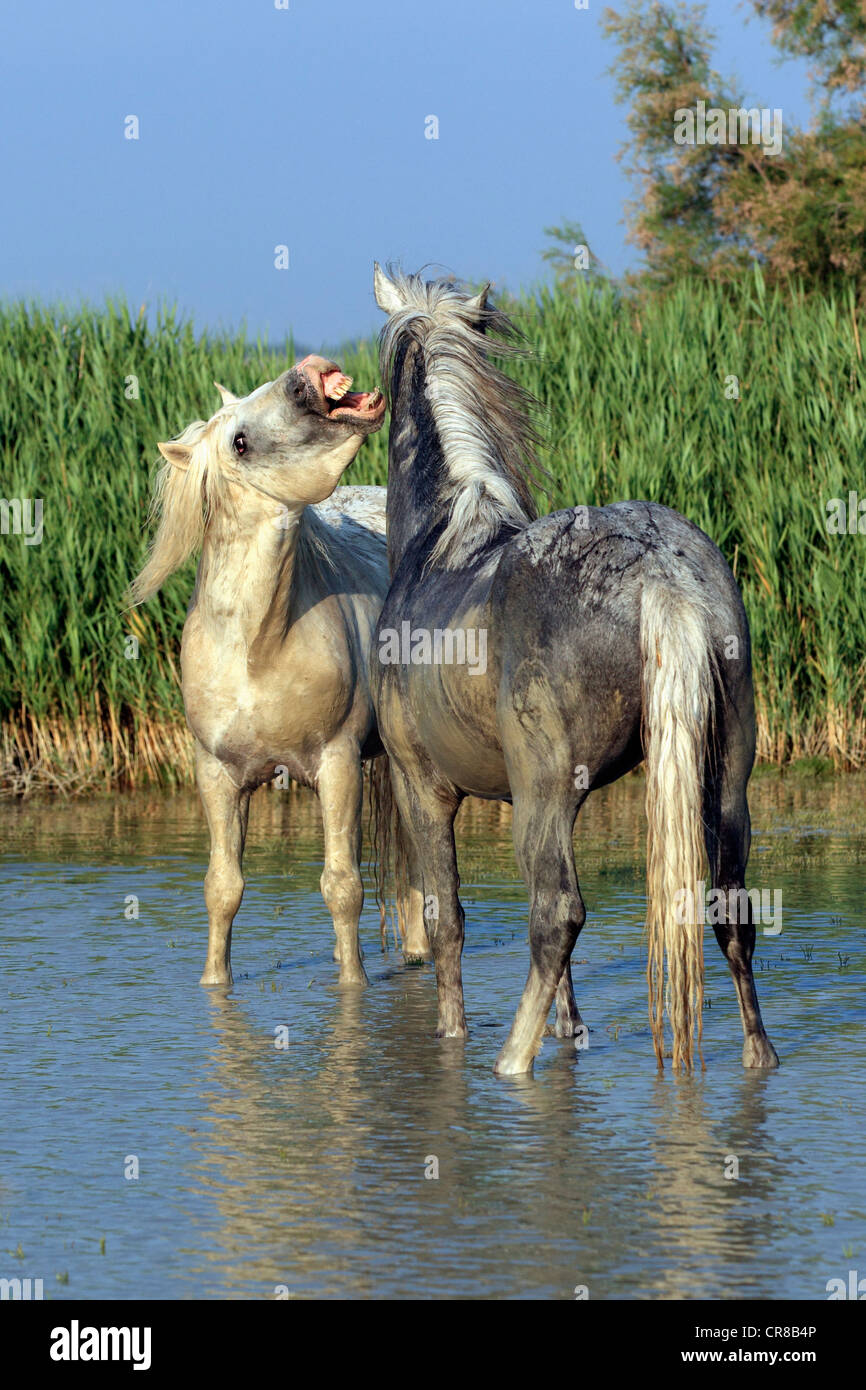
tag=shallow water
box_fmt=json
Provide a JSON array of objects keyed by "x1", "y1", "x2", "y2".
[{"x1": 1, "y1": 774, "x2": 863, "y2": 1300}]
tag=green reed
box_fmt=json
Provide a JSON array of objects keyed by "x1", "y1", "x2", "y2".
[{"x1": 0, "y1": 270, "x2": 863, "y2": 791}]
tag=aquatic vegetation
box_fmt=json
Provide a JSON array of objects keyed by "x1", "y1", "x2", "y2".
[{"x1": 1, "y1": 272, "x2": 863, "y2": 790}]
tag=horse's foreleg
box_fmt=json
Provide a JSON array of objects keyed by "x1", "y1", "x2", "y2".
[
  {"x1": 495, "y1": 798, "x2": 585, "y2": 1077},
  {"x1": 196, "y1": 745, "x2": 250, "y2": 987},
  {"x1": 388, "y1": 761, "x2": 465, "y2": 1036},
  {"x1": 317, "y1": 744, "x2": 368, "y2": 986}
]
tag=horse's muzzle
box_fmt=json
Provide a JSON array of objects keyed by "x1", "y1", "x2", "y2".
[{"x1": 291, "y1": 355, "x2": 386, "y2": 433}]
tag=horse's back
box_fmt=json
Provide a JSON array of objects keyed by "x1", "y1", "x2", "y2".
[
  {"x1": 315, "y1": 485, "x2": 387, "y2": 536},
  {"x1": 306, "y1": 485, "x2": 391, "y2": 609},
  {"x1": 489, "y1": 501, "x2": 751, "y2": 787},
  {"x1": 497, "y1": 501, "x2": 746, "y2": 643}
]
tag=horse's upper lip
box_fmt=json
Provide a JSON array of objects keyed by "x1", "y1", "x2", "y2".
[{"x1": 297, "y1": 354, "x2": 386, "y2": 427}]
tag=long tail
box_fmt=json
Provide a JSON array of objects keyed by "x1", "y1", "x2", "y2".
[
  {"x1": 640, "y1": 577, "x2": 716, "y2": 1071},
  {"x1": 368, "y1": 753, "x2": 410, "y2": 949}
]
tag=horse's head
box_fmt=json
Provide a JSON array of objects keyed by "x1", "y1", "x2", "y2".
[
  {"x1": 162, "y1": 356, "x2": 386, "y2": 508},
  {"x1": 373, "y1": 263, "x2": 491, "y2": 337},
  {"x1": 129, "y1": 357, "x2": 385, "y2": 603}
]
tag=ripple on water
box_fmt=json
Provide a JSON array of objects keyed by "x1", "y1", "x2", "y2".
[{"x1": 0, "y1": 775, "x2": 864, "y2": 1298}]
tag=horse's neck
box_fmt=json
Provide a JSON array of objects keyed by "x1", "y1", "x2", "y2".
[
  {"x1": 386, "y1": 344, "x2": 448, "y2": 571},
  {"x1": 195, "y1": 489, "x2": 303, "y2": 647}
]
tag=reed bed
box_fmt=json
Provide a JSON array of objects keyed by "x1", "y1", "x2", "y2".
[{"x1": 0, "y1": 272, "x2": 863, "y2": 794}]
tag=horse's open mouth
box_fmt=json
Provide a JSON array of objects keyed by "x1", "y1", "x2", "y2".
[
  {"x1": 296, "y1": 354, "x2": 386, "y2": 432},
  {"x1": 322, "y1": 369, "x2": 385, "y2": 424}
]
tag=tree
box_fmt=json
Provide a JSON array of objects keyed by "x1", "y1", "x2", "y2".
[
  {"x1": 546, "y1": 1, "x2": 866, "y2": 295},
  {"x1": 599, "y1": 2, "x2": 756, "y2": 285},
  {"x1": 541, "y1": 220, "x2": 610, "y2": 291},
  {"x1": 751, "y1": 1, "x2": 866, "y2": 109}
]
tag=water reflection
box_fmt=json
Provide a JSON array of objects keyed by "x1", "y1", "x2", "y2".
[{"x1": 0, "y1": 773, "x2": 864, "y2": 1299}]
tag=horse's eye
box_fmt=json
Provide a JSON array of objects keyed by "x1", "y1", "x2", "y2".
[{"x1": 233, "y1": 433, "x2": 247, "y2": 456}]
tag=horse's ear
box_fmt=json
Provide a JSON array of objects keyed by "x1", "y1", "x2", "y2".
[
  {"x1": 466, "y1": 282, "x2": 491, "y2": 312},
  {"x1": 157, "y1": 440, "x2": 193, "y2": 468},
  {"x1": 373, "y1": 262, "x2": 404, "y2": 315},
  {"x1": 214, "y1": 382, "x2": 238, "y2": 405}
]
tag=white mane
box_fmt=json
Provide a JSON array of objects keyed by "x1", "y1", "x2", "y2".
[{"x1": 377, "y1": 271, "x2": 543, "y2": 567}]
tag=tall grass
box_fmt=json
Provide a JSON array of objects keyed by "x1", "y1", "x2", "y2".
[
  {"x1": 0, "y1": 272, "x2": 863, "y2": 793},
  {"x1": 505, "y1": 272, "x2": 866, "y2": 768}
]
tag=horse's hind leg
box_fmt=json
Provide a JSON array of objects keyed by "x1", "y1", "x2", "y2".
[
  {"x1": 317, "y1": 742, "x2": 368, "y2": 986},
  {"x1": 706, "y1": 735, "x2": 779, "y2": 1068},
  {"x1": 196, "y1": 744, "x2": 250, "y2": 987},
  {"x1": 495, "y1": 794, "x2": 585, "y2": 1076},
  {"x1": 401, "y1": 839, "x2": 434, "y2": 963},
  {"x1": 551, "y1": 960, "x2": 584, "y2": 1038},
  {"x1": 387, "y1": 760, "x2": 466, "y2": 1036}
]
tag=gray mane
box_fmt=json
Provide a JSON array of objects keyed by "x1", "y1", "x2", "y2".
[{"x1": 378, "y1": 271, "x2": 546, "y2": 567}]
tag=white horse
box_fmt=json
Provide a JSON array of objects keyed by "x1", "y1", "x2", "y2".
[{"x1": 131, "y1": 355, "x2": 430, "y2": 986}]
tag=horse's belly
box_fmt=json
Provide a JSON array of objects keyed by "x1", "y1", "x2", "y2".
[
  {"x1": 412, "y1": 687, "x2": 509, "y2": 799},
  {"x1": 438, "y1": 747, "x2": 509, "y2": 800},
  {"x1": 188, "y1": 696, "x2": 318, "y2": 787},
  {"x1": 423, "y1": 731, "x2": 509, "y2": 799}
]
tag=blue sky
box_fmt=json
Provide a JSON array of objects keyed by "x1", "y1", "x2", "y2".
[{"x1": 3, "y1": 0, "x2": 813, "y2": 349}]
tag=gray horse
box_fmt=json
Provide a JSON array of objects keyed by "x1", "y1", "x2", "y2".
[
  {"x1": 131, "y1": 355, "x2": 429, "y2": 987},
  {"x1": 370, "y1": 264, "x2": 779, "y2": 1078}
]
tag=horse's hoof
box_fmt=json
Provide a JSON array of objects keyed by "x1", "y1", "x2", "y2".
[
  {"x1": 434, "y1": 1022, "x2": 468, "y2": 1040},
  {"x1": 403, "y1": 949, "x2": 432, "y2": 966},
  {"x1": 493, "y1": 1051, "x2": 535, "y2": 1078},
  {"x1": 743, "y1": 1035, "x2": 780, "y2": 1068},
  {"x1": 494, "y1": 1028, "x2": 545, "y2": 1075},
  {"x1": 200, "y1": 969, "x2": 232, "y2": 987},
  {"x1": 554, "y1": 1016, "x2": 583, "y2": 1039},
  {"x1": 338, "y1": 966, "x2": 369, "y2": 987}
]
